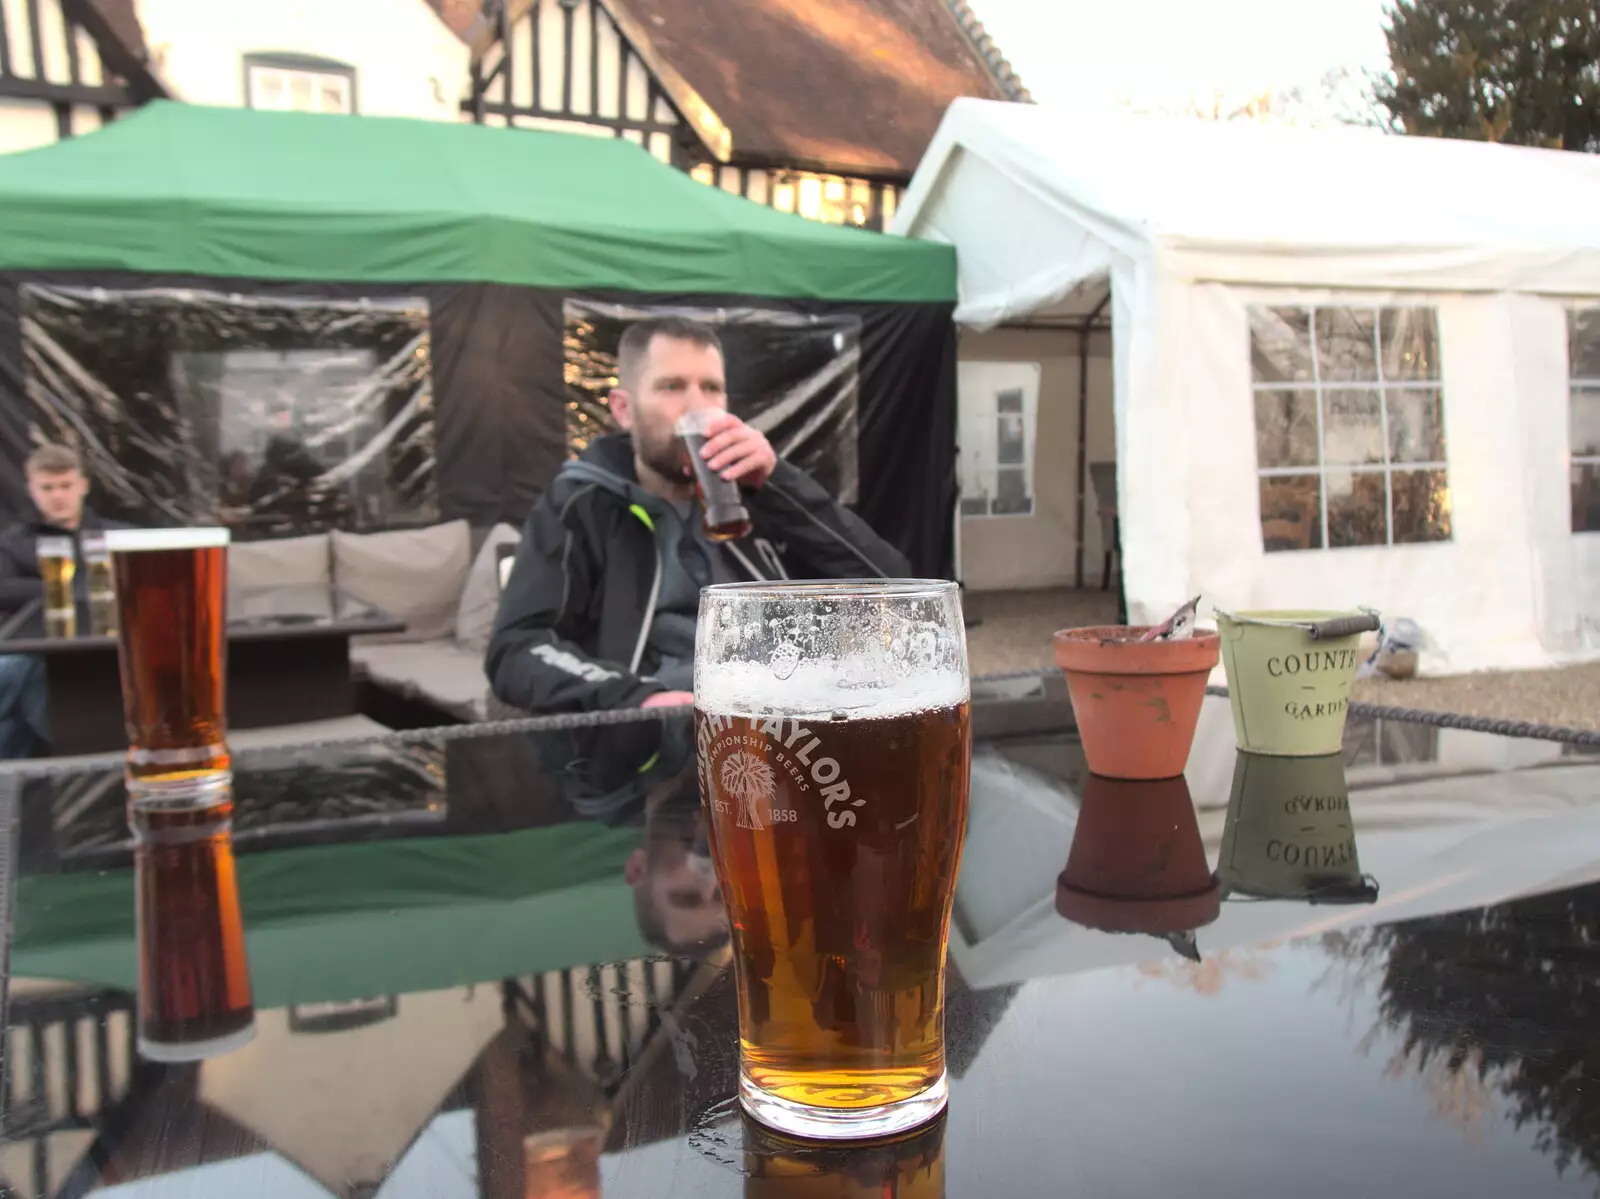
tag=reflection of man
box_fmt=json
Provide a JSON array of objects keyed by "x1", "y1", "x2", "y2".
[
  {"x1": 627, "y1": 753, "x2": 728, "y2": 956},
  {"x1": 498, "y1": 713, "x2": 729, "y2": 955},
  {"x1": 488, "y1": 316, "x2": 908, "y2": 713},
  {"x1": 0, "y1": 444, "x2": 125, "y2": 756}
]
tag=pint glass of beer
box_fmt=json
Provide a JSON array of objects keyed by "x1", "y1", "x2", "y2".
[
  {"x1": 678, "y1": 409, "x2": 753, "y2": 542},
  {"x1": 105, "y1": 528, "x2": 231, "y2": 799},
  {"x1": 81, "y1": 531, "x2": 116, "y2": 635},
  {"x1": 695, "y1": 581, "x2": 971, "y2": 1139},
  {"x1": 35, "y1": 535, "x2": 76, "y2": 638},
  {"x1": 131, "y1": 784, "x2": 255, "y2": 1061}
]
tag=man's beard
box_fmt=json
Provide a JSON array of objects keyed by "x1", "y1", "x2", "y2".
[{"x1": 635, "y1": 429, "x2": 692, "y2": 484}]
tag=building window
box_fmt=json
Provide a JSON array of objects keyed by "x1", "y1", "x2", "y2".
[
  {"x1": 1249, "y1": 305, "x2": 1451, "y2": 551},
  {"x1": 245, "y1": 54, "x2": 356, "y2": 114},
  {"x1": 958, "y1": 361, "x2": 1040, "y2": 517},
  {"x1": 1569, "y1": 309, "x2": 1600, "y2": 533}
]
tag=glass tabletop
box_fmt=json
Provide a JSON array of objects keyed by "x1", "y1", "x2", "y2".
[{"x1": 2, "y1": 688, "x2": 1598, "y2": 1197}]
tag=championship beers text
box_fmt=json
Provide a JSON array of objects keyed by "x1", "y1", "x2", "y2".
[{"x1": 697, "y1": 713, "x2": 866, "y2": 830}]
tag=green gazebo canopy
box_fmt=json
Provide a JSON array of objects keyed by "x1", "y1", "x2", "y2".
[{"x1": 0, "y1": 100, "x2": 955, "y2": 303}]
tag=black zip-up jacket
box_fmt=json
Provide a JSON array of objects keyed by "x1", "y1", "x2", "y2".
[
  {"x1": 486, "y1": 433, "x2": 911, "y2": 713},
  {"x1": 0, "y1": 510, "x2": 127, "y2": 613}
]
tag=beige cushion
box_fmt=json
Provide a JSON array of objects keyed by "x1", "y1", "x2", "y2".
[
  {"x1": 455, "y1": 522, "x2": 520, "y2": 653},
  {"x1": 227, "y1": 534, "x2": 333, "y2": 621},
  {"x1": 352, "y1": 640, "x2": 492, "y2": 720},
  {"x1": 332, "y1": 520, "x2": 472, "y2": 644}
]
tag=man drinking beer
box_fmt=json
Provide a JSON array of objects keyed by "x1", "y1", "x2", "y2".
[
  {"x1": 0, "y1": 444, "x2": 125, "y2": 756},
  {"x1": 488, "y1": 317, "x2": 908, "y2": 715}
]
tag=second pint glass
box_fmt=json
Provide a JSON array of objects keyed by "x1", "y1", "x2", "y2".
[
  {"x1": 695, "y1": 581, "x2": 972, "y2": 1140},
  {"x1": 106, "y1": 528, "x2": 231, "y2": 799}
]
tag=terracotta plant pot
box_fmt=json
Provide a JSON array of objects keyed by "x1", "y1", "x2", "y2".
[
  {"x1": 1053, "y1": 625, "x2": 1220, "y2": 780},
  {"x1": 1055, "y1": 774, "x2": 1220, "y2": 936}
]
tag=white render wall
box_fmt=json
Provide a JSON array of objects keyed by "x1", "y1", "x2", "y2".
[{"x1": 135, "y1": 0, "x2": 468, "y2": 121}]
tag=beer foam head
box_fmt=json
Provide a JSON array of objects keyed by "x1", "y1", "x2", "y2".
[
  {"x1": 694, "y1": 658, "x2": 967, "y2": 719},
  {"x1": 105, "y1": 527, "x2": 231, "y2": 553},
  {"x1": 695, "y1": 580, "x2": 969, "y2": 719}
]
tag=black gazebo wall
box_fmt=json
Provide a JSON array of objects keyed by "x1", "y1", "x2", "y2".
[{"x1": 0, "y1": 273, "x2": 957, "y2": 578}]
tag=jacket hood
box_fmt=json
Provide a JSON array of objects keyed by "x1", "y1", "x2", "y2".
[{"x1": 559, "y1": 433, "x2": 664, "y2": 512}]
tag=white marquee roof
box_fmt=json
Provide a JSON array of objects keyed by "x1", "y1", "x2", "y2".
[{"x1": 893, "y1": 98, "x2": 1600, "y2": 328}]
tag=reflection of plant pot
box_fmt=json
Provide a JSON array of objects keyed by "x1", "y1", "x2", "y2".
[
  {"x1": 1214, "y1": 609, "x2": 1380, "y2": 757},
  {"x1": 1216, "y1": 751, "x2": 1377, "y2": 903},
  {"x1": 1055, "y1": 774, "x2": 1221, "y2": 935},
  {"x1": 1053, "y1": 626, "x2": 1220, "y2": 780}
]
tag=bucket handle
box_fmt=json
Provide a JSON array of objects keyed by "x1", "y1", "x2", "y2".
[
  {"x1": 1306, "y1": 611, "x2": 1381, "y2": 641},
  {"x1": 1213, "y1": 607, "x2": 1381, "y2": 641}
]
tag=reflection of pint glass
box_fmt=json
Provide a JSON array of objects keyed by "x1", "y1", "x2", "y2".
[
  {"x1": 695, "y1": 581, "x2": 972, "y2": 1139},
  {"x1": 132, "y1": 786, "x2": 255, "y2": 1061},
  {"x1": 677, "y1": 409, "x2": 753, "y2": 542},
  {"x1": 36, "y1": 535, "x2": 76, "y2": 637},
  {"x1": 743, "y1": 1109, "x2": 946, "y2": 1198},
  {"x1": 106, "y1": 528, "x2": 231, "y2": 797}
]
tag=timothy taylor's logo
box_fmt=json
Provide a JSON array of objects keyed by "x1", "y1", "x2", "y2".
[
  {"x1": 719, "y1": 751, "x2": 776, "y2": 831},
  {"x1": 698, "y1": 713, "x2": 865, "y2": 830}
]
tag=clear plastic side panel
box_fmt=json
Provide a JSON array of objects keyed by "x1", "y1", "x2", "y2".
[
  {"x1": 20, "y1": 285, "x2": 439, "y2": 536},
  {"x1": 563, "y1": 298, "x2": 862, "y2": 504}
]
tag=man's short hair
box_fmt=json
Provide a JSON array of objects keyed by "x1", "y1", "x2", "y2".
[
  {"x1": 25, "y1": 444, "x2": 81, "y2": 476},
  {"x1": 615, "y1": 317, "x2": 723, "y2": 390}
]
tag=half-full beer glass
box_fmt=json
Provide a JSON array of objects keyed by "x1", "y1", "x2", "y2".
[
  {"x1": 695, "y1": 581, "x2": 972, "y2": 1139},
  {"x1": 105, "y1": 528, "x2": 231, "y2": 799}
]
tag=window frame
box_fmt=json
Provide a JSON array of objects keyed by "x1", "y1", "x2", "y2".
[
  {"x1": 957, "y1": 360, "x2": 1042, "y2": 520},
  {"x1": 1568, "y1": 306, "x2": 1600, "y2": 535},
  {"x1": 1250, "y1": 303, "x2": 1451, "y2": 551},
  {"x1": 243, "y1": 51, "x2": 358, "y2": 115}
]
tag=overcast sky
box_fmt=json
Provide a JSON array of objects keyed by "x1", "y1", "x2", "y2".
[{"x1": 966, "y1": 0, "x2": 1393, "y2": 115}]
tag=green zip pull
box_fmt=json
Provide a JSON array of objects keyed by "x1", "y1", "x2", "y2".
[{"x1": 629, "y1": 503, "x2": 656, "y2": 531}]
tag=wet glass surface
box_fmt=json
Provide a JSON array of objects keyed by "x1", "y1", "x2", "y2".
[{"x1": 4, "y1": 691, "x2": 1600, "y2": 1197}]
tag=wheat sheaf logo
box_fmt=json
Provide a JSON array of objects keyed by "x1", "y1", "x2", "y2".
[{"x1": 719, "y1": 750, "x2": 776, "y2": 831}]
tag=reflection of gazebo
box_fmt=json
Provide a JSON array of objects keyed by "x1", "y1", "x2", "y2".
[{"x1": 0, "y1": 951, "x2": 720, "y2": 1198}]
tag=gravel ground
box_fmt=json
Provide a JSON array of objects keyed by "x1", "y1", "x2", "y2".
[
  {"x1": 965, "y1": 587, "x2": 1600, "y2": 732},
  {"x1": 964, "y1": 587, "x2": 1118, "y2": 675},
  {"x1": 1350, "y1": 664, "x2": 1600, "y2": 732}
]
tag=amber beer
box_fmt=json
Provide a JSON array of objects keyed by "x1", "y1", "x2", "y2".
[
  {"x1": 743, "y1": 1111, "x2": 946, "y2": 1199},
  {"x1": 132, "y1": 788, "x2": 256, "y2": 1061},
  {"x1": 695, "y1": 580, "x2": 971, "y2": 1140},
  {"x1": 105, "y1": 528, "x2": 231, "y2": 794},
  {"x1": 36, "y1": 535, "x2": 76, "y2": 637},
  {"x1": 82, "y1": 531, "x2": 116, "y2": 636},
  {"x1": 677, "y1": 409, "x2": 753, "y2": 542}
]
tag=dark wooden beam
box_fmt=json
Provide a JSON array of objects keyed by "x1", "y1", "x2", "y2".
[
  {"x1": 0, "y1": 3, "x2": 12, "y2": 76},
  {"x1": 63, "y1": 9, "x2": 81, "y2": 84},
  {"x1": 560, "y1": 0, "x2": 573, "y2": 112},
  {"x1": 53, "y1": 100, "x2": 71, "y2": 138},
  {"x1": 727, "y1": 150, "x2": 913, "y2": 189},
  {"x1": 588, "y1": 0, "x2": 598, "y2": 116},
  {"x1": 0, "y1": 74, "x2": 130, "y2": 105},
  {"x1": 498, "y1": 0, "x2": 513, "y2": 115},
  {"x1": 468, "y1": 60, "x2": 484, "y2": 123},
  {"x1": 529, "y1": 0, "x2": 540, "y2": 110},
  {"x1": 463, "y1": 100, "x2": 680, "y2": 136},
  {"x1": 616, "y1": 35, "x2": 627, "y2": 121},
  {"x1": 25, "y1": 0, "x2": 45, "y2": 87},
  {"x1": 58, "y1": 0, "x2": 167, "y2": 102}
]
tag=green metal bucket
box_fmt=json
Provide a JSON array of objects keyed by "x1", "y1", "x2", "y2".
[
  {"x1": 1215, "y1": 751, "x2": 1377, "y2": 903},
  {"x1": 1214, "y1": 608, "x2": 1380, "y2": 757}
]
